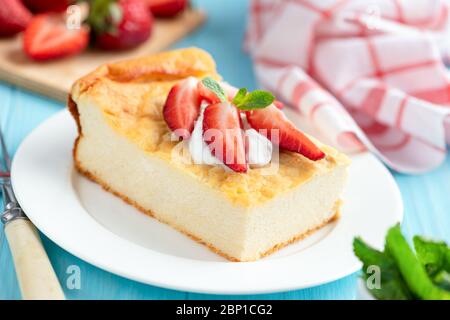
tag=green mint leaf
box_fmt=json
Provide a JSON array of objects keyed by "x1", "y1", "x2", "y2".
[
  {"x1": 413, "y1": 236, "x2": 450, "y2": 290},
  {"x1": 354, "y1": 225, "x2": 450, "y2": 300},
  {"x1": 201, "y1": 77, "x2": 227, "y2": 102},
  {"x1": 414, "y1": 236, "x2": 450, "y2": 276},
  {"x1": 232, "y1": 88, "x2": 247, "y2": 106},
  {"x1": 433, "y1": 270, "x2": 450, "y2": 291},
  {"x1": 385, "y1": 224, "x2": 450, "y2": 300},
  {"x1": 234, "y1": 90, "x2": 275, "y2": 110},
  {"x1": 353, "y1": 237, "x2": 413, "y2": 300}
]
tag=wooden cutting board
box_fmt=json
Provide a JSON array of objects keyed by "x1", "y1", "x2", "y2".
[{"x1": 0, "y1": 9, "x2": 205, "y2": 102}]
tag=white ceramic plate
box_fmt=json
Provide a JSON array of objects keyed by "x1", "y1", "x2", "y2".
[{"x1": 11, "y1": 110, "x2": 403, "y2": 295}]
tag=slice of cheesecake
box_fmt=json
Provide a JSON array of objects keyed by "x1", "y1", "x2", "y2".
[{"x1": 68, "y1": 47, "x2": 350, "y2": 262}]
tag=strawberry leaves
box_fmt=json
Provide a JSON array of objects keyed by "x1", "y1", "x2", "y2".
[
  {"x1": 88, "y1": 0, "x2": 119, "y2": 33},
  {"x1": 201, "y1": 77, "x2": 275, "y2": 110}
]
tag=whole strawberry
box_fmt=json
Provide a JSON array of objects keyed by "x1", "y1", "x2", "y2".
[
  {"x1": 0, "y1": 0, "x2": 32, "y2": 37},
  {"x1": 146, "y1": 0, "x2": 188, "y2": 17},
  {"x1": 23, "y1": 0, "x2": 70, "y2": 13},
  {"x1": 88, "y1": 0, "x2": 153, "y2": 50}
]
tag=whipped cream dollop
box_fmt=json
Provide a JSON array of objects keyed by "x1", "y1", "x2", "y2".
[
  {"x1": 189, "y1": 103, "x2": 222, "y2": 165},
  {"x1": 188, "y1": 102, "x2": 273, "y2": 168},
  {"x1": 245, "y1": 128, "x2": 273, "y2": 167}
]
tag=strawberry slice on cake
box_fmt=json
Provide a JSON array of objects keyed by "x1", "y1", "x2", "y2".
[
  {"x1": 202, "y1": 102, "x2": 248, "y2": 173},
  {"x1": 246, "y1": 105, "x2": 325, "y2": 161},
  {"x1": 163, "y1": 77, "x2": 201, "y2": 139}
]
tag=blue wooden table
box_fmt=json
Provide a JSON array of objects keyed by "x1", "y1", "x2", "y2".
[{"x1": 1, "y1": 0, "x2": 449, "y2": 300}]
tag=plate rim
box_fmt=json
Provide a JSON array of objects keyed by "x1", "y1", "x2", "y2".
[{"x1": 11, "y1": 110, "x2": 404, "y2": 295}]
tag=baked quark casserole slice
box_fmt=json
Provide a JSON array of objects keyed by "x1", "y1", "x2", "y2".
[{"x1": 68, "y1": 47, "x2": 351, "y2": 262}]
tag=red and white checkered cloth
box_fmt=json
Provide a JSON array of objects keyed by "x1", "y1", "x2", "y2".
[{"x1": 245, "y1": 0, "x2": 450, "y2": 173}]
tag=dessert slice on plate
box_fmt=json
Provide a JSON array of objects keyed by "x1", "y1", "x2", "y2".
[{"x1": 68, "y1": 47, "x2": 350, "y2": 262}]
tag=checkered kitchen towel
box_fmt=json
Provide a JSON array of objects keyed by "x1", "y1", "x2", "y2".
[{"x1": 245, "y1": 0, "x2": 450, "y2": 173}]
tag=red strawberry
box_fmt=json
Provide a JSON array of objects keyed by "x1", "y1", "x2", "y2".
[
  {"x1": 197, "y1": 81, "x2": 223, "y2": 104},
  {"x1": 0, "y1": 0, "x2": 32, "y2": 37},
  {"x1": 246, "y1": 105, "x2": 325, "y2": 161},
  {"x1": 23, "y1": 14, "x2": 89, "y2": 61},
  {"x1": 89, "y1": 0, "x2": 153, "y2": 50},
  {"x1": 203, "y1": 102, "x2": 248, "y2": 173},
  {"x1": 23, "y1": 0, "x2": 70, "y2": 13},
  {"x1": 163, "y1": 77, "x2": 201, "y2": 139},
  {"x1": 146, "y1": 0, "x2": 187, "y2": 18}
]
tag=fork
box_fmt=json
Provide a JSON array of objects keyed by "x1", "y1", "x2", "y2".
[{"x1": 1, "y1": 127, "x2": 64, "y2": 300}]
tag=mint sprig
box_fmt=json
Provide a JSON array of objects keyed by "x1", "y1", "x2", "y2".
[
  {"x1": 354, "y1": 224, "x2": 450, "y2": 300},
  {"x1": 201, "y1": 77, "x2": 275, "y2": 110},
  {"x1": 231, "y1": 88, "x2": 247, "y2": 106},
  {"x1": 354, "y1": 237, "x2": 413, "y2": 300},
  {"x1": 232, "y1": 89, "x2": 275, "y2": 110},
  {"x1": 201, "y1": 77, "x2": 227, "y2": 102}
]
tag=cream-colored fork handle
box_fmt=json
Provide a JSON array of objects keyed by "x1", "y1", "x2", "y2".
[{"x1": 5, "y1": 219, "x2": 65, "y2": 300}]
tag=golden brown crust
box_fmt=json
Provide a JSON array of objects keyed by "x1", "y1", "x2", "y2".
[
  {"x1": 70, "y1": 48, "x2": 218, "y2": 99},
  {"x1": 67, "y1": 95, "x2": 80, "y2": 134},
  {"x1": 74, "y1": 147, "x2": 340, "y2": 262},
  {"x1": 105, "y1": 48, "x2": 218, "y2": 82}
]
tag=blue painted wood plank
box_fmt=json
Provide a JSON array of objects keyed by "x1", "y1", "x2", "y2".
[
  {"x1": 0, "y1": 0, "x2": 449, "y2": 300},
  {"x1": 394, "y1": 155, "x2": 450, "y2": 244}
]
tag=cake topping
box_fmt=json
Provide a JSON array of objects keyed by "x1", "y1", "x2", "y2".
[
  {"x1": 189, "y1": 102, "x2": 223, "y2": 166},
  {"x1": 163, "y1": 77, "x2": 201, "y2": 139},
  {"x1": 197, "y1": 77, "x2": 227, "y2": 104},
  {"x1": 246, "y1": 105, "x2": 326, "y2": 161},
  {"x1": 163, "y1": 76, "x2": 326, "y2": 173},
  {"x1": 231, "y1": 87, "x2": 275, "y2": 111},
  {"x1": 189, "y1": 102, "x2": 273, "y2": 169},
  {"x1": 200, "y1": 77, "x2": 275, "y2": 110},
  {"x1": 203, "y1": 102, "x2": 248, "y2": 173},
  {"x1": 245, "y1": 128, "x2": 273, "y2": 167}
]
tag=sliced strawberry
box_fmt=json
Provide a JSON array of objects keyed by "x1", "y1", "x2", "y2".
[
  {"x1": 0, "y1": 0, "x2": 32, "y2": 37},
  {"x1": 203, "y1": 102, "x2": 248, "y2": 173},
  {"x1": 246, "y1": 105, "x2": 325, "y2": 160},
  {"x1": 163, "y1": 77, "x2": 201, "y2": 139},
  {"x1": 197, "y1": 80, "x2": 223, "y2": 104},
  {"x1": 23, "y1": 14, "x2": 89, "y2": 61}
]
